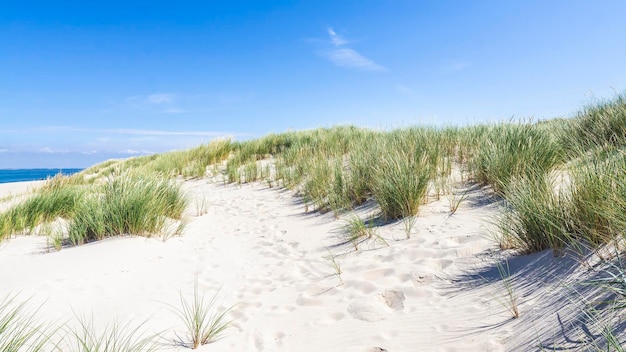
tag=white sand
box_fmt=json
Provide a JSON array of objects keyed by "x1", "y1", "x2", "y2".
[{"x1": 0, "y1": 180, "x2": 612, "y2": 351}]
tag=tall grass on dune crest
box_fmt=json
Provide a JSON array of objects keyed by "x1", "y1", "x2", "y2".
[
  {"x1": 498, "y1": 149, "x2": 626, "y2": 254},
  {"x1": 563, "y1": 93, "x2": 626, "y2": 152},
  {"x1": 499, "y1": 94, "x2": 626, "y2": 254},
  {"x1": 470, "y1": 122, "x2": 563, "y2": 195},
  {"x1": 83, "y1": 139, "x2": 233, "y2": 180},
  {"x1": 2, "y1": 92, "x2": 624, "y2": 259}
]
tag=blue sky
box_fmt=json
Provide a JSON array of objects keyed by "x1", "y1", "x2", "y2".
[{"x1": 2, "y1": 1, "x2": 626, "y2": 168}]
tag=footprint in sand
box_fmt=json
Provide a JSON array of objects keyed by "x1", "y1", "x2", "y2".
[
  {"x1": 381, "y1": 290, "x2": 405, "y2": 311},
  {"x1": 347, "y1": 290, "x2": 406, "y2": 321}
]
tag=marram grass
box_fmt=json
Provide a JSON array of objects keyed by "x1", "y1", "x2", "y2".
[
  {"x1": 68, "y1": 173, "x2": 187, "y2": 245},
  {"x1": 0, "y1": 172, "x2": 187, "y2": 246}
]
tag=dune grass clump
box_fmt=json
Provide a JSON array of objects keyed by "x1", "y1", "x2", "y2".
[
  {"x1": 223, "y1": 126, "x2": 462, "y2": 220},
  {"x1": 568, "y1": 147, "x2": 626, "y2": 246},
  {"x1": 497, "y1": 172, "x2": 570, "y2": 253},
  {"x1": 470, "y1": 122, "x2": 563, "y2": 195},
  {"x1": 0, "y1": 180, "x2": 84, "y2": 240},
  {"x1": 373, "y1": 150, "x2": 432, "y2": 221},
  {"x1": 498, "y1": 94, "x2": 626, "y2": 254},
  {"x1": 68, "y1": 173, "x2": 187, "y2": 245},
  {"x1": 498, "y1": 148, "x2": 626, "y2": 254},
  {"x1": 564, "y1": 93, "x2": 626, "y2": 152}
]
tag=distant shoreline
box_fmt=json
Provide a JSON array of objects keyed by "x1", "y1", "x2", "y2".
[{"x1": 0, "y1": 168, "x2": 83, "y2": 185}]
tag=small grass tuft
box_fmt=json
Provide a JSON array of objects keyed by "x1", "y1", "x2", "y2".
[
  {"x1": 65, "y1": 315, "x2": 160, "y2": 352},
  {"x1": 0, "y1": 295, "x2": 57, "y2": 352},
  {"x1": 495, "y1": 260, "x2": 520, "y2": 319},
  {"x1": 171, "y1": 280, "x2": 232, "y2": 349}
]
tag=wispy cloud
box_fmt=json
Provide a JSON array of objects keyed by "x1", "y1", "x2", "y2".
[
  {"x1": 161, "y1": 107, "x2": 185, "y2": 114},
  {"x1": 123, "y1": 93, "x2": 184, "y2": 113},
  {"x1": 395, "y1": 84, "x2": 415, "y2": 96},
  {"x1": 23, "y1": 126, "x2": 230, "y2": 137},
  {"x1": 146, "y1": 93, "x2": 174, "y2": 104},
  {"x1": 39, "y1": 147, "x2": 68, "y2": 154},
  {"x1": 0, "y1": 126, "x2": 247, "y2": 159},
  {"x1": 320, "y1": 27, "x2": 385, "y2": 72},
  {"x1": 326, "y1": 48, "x2": 386, "y2": 71},
  {"x1": 327, "y1": 28, "x2": 347, "y2": 46},
  {"x1": 106, "y1": 128, "x2": 229, "y2": 137},
  {"x1": 442, "y1": 61, "x2": 471, "y2": 74},
  {"x1": 120, "y1": 149, "x2": 153, "y2": 155}
]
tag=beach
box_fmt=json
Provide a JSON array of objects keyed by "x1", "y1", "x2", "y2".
[{"x1": 0, "y1": 178, "x2": 611, "y2": 351}]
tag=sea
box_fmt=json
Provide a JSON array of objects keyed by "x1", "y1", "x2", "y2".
[{"x1": 0, "y1": 169, "x2": 83, "y2": 184}]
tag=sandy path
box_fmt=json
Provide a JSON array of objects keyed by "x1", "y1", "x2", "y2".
[{"x1": 0, "y1": 180, "x2": 516, "y2": 351}]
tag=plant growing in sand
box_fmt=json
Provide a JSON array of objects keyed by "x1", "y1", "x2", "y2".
[
  {"x1": 469, "y1": 122, "x2": 564, "y2": 196},
  {"x1": 0, "y1": 295, "x2": 56, "y2": 352},
  {"x1": 342, "y1": 214, "x2": 387, "y2": 250},
  {"x1": 497, "y1": 171, "x2": 570, "y2": 254},
  {"x1": 402, "y1": 214, "x2": 417, "y2": 240},
  {"x1": 194, "y1": 196, "x2": 208, "y2": 217},
  {"x1": 445, "y1": 178, "x2": 467, "y2": 216},
  {"x1": 243, "y1": 160, "x2": 259, "y2": 183},
  {"x1": 0, "y1": 181, "x2": 84, "y2": 239},
  {"x1": 65, "y1": 315, "x2": 160, "y2": 352},
  {"x1": 171, "y1": 280, "x2": 232, "y2": 349},
  {"x1": 68, "y1": 173, "x2": 187, "y2": 245},
  {"x1": 326, "y1": 249, "x2": 344, "y2": 286},
  {"x1": 373, "y1": 150, "x2": 431, "y2": 224},
  {"x1": 547, "y1": 253, "x2": 626, "y2": 351},
  {"x1": 495, "y1": 260, "x2": 520, "y2": 319}
]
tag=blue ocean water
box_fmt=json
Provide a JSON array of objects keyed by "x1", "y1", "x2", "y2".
[{"x1": 0, "y1": 169, "x2": 83, "y2": 184}]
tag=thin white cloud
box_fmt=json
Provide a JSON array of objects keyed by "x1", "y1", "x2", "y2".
[
  {"x1": 161, "y1": 108, "x2": 185, "y2": 114},
  {"x1": 325, "y1": 48, "x2": 386, "y2": 71},
  {"x1": 107, "y1": 128, "x2": 227, "y2": 137},
  {"x1": 147, "y1": 93, "x2": 174, "y2": 104},
  {"x1": 120, "y1": 149, "x2": 151, "y2": 155},
  {"x1": 321, "y1": 28, "x2": 385, "y2": 71},
  {"x1": 25, "y1": 126, "x2": 231, "y2": 137},
  {"x1": 123, "y1": 93, "x2": 178, "y2": 111},
  {"x1": 0, "y1": 149, "x2": 7, "y2": 153},
  {"x1": 39, "y1": 147, "x2": 69, "y2": 154},
  {"x1": 328, "y1": 28, "x2": 347, "y2": 46},
  {"x1": 442, "y1": 61, "x2": 471, "y2": 74},
  {"x1": 395, "y1": 84, "x2": 415, "y2": 96}
]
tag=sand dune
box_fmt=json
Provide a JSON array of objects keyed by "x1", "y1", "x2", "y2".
[{"x1": 0, "y1": 179, "x2": 614, "y2": 351}]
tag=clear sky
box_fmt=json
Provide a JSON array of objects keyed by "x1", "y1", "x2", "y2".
[{"x1": 2, "y1": 1, "x2": 626, "y2": 168}]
